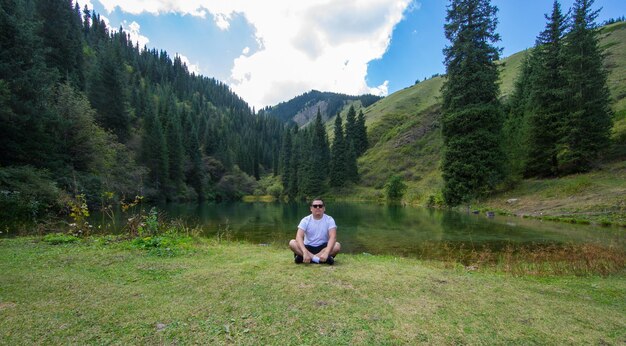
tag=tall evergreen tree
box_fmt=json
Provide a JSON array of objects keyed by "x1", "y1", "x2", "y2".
[
  {"x1": 287, "y1": 128, "x2": 300, "y2": 200},
  {"x1": 165, "y1": 111, "x2": 185, "y2": 193},
  {"x1": 345, "y1": 105, "x2": 357, "y2": 148},
  {"x1": 88, "y1": 42, "x2": 131, "y2": 141},
  {"x1": 525, "y1": 0, "x2": 569, "y2": 177},
  {"x1": 330, "y1": 113, "x2": 347, "y2": 187},
  {"x1": 279, "y1": 128, "x2": 293, "y2": 195},
  {"x1": 186, "y1": 125, "x2": 205, "y2": 200},
  {"x1": 346, "y1": 141, "x2": 359, "y2": 183},
  {"x1": 558, "y1": 0, "x2": 612, "y2": 173},
  {"x1": 312, "y1": 109, "x2": 330, "y2": 181},
  {"x1": 503, "y1": 54, "x2": 534, "y2": 181},
  {"x1": 441, "y1": 0, "x2": 504, "y2": 206},
  {"x1": 141, "y1": 101, "x2": 169, "y2": 194},
  {"x1": 297, "y1": 129, "x2": 315, "y2": 198},
  {"x1": 36, "y1": 0, "x2": 84, "y2": 86},
  {"x1": 0, "y1": 0, "x2": 58, "y2": 168},
  {"x1": 82, "y1": 5, "x2": 91, "y2": 38},
  {"x1": 285, "y1": 111, "x2": 332, "y2": 198},
  {"x1": 343, "y1": 106, "x2": 360, "y2": 182},
  {"x1": 355, "y1": 109, "x2": 369, "y2": 156}
]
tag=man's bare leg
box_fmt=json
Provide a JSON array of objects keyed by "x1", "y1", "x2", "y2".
[
  {"x1": 289, "y1": 239, "x2": 303, "y2": 255},
  {"x1": 329, "y1": 242, "x2": 341, "y2": 256},
  {"x1": 290, "y1": 240, "x2": 340, "y2": 256},
  {"x1": 315, "y1": 242, "x2": 341, "y2": 262}
]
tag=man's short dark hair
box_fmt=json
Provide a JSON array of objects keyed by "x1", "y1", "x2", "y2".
[{"x1": 310, "y1": 197, "x2": 324, "y2": 206}]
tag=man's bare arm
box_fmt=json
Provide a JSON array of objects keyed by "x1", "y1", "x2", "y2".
[
  {"x1": 318, "y1": 227, "x2": 336, "y2": 262},
  {"x1": 296, "y1": 228, "x2": 314, "y2": 263}
]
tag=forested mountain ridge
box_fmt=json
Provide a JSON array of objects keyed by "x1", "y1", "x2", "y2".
[
  {"x1": 0, "y1": 0, "x2": 283, "y2": 216},
  {"x1": 260, "y1": 90, "x2": 381, "y2": 126},
  {"x1": 0, "y1": 0, "x2": 372, "y2": 225},
  {"x1": 355, "y1": 20, "x2": 626, "y2": 204}
]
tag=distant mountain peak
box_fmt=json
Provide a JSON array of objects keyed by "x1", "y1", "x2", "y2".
[{"x1": 260, "y1": 90, "x2": 382, "y2": 126}]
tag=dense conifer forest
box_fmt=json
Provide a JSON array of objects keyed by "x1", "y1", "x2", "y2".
[
  {"x1": 0, "y1": 0, "x2": 371, "y2": 225},
  {"x1": 0, "y1": 0, "x2": 292, "y2": 207}
]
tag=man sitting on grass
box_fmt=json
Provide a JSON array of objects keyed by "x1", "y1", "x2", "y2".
[{"x1": 289, "y1": 198, "x2": 341, "y2": 265}]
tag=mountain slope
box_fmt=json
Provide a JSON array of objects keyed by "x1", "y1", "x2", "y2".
[
  {"x1": 356, "y1": 21, "x2": 626, "y2": 204},
  {"x1": 261, "y1": 90, "x2": 381, "y2": 126}
]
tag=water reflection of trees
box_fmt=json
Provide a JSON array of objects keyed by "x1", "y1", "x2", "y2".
[{"x1": 160, "y1": 202, "x2": 625, "y2": 261}]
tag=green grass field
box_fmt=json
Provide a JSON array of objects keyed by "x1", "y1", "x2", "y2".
[{"x1": 1, "y1": 237, "x2": 625, "y2": 344}]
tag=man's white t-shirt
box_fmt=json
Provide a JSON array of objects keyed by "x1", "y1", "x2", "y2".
[{"x1": 297, "y1": 214, "x2": 337, "y2": 246}]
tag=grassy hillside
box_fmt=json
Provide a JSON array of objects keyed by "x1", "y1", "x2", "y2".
[{"x1": 348, "y1": 22, "x2": 626, "y2": 219}]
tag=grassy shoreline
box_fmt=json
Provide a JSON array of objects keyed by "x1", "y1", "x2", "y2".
[
  {"x1": 476, "y1": 162, "x2": 626, "y2": 228},
  {"x1": 326, "y1": 161, "x2": 626, "y2": 228},
  {"x1": 1, "y1": 237, "x2": 625, "y2": 344}
]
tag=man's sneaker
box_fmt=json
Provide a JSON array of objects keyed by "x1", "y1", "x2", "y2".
[
  {"x1": 326, "y1": 256, "x2": 334, "y2": 265},
  {"x1": 294, "y1": 254, "x2": 303, "y2": 264}
]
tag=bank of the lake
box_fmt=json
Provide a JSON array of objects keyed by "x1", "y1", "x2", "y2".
[
  {"x1": 332, "y1": 161, "x2": 626, "y2": 227},
  {"x1": 1, "y1": 237, "x2": 624, "y2": 344},
  {"x1": 478, "y1": 161, "x2": 626, "y2": 227}
]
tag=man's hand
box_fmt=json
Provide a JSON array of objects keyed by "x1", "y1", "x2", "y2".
[
  {"x1": 303, "y1": 252, "x2": 312, "y2": 263},
  {"x1": 317, "y1": 249, "x2": 329, "y2": 262}
]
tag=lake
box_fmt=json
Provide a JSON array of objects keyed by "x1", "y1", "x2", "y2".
[{"x1": 158, "y1": 201, "x2": 625, "y2": 261}]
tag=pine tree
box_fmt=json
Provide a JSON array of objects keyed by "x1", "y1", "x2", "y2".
[
  {"x1": 346, "y1": 141, "x2": 359, "y2": 183},
  {"x1": 298, "y1": 121, "x2": 328, "y2": 199},
  {"x1": 503, "y1": 54, "x2": 534, "y2": 181},
  {"x1": 88, "y1": 43, "x2": 131, "y2": 141},
  {"x1": 36, "y1": 0, "x2": 84, "y2": 86},
  {"x1": 0, "y1": 0, "x2": 58, "y2": 168},
  {"x1": 441, "y1": 0, "x2": 504, "y2": 206},
  {"x1": 296, "y1": 129, "x2": 315, "y2": 198},
  {"x1": 525, "y1": 0, "x2": 568, "y2": 177},
  {"x1": 298, "y1": 129, "x2": 315, "y2": 198},
  {"x1": 279, "y1": 128, "x2": 293, "y2": 195},
  {"x1": 343, "y1": 106, "x2": 359, "y2": 182},
  {"x1": 355, "y1": 109, "x2": 369, "y2": 156},
  {"x1": 141, "y1": 101, "x2": 169, "y2": 193},
  {"x1": 558, "y1": 0, "x2": 612, "y2": 173},
  {"x1": 330, "y1": 113, "x2": 347, "y2": 187},
  {"x1": 312, "y1": 109, "x2": 330, "y2": 183},
  {"x1": 165, "y1": 111, "x2": 185, "y2": 192},
  {"x1": 345, "y1": 105, "x2": 357, "y2": 148},
  {"x1": 287, "y1": 128, "x2": 300, "y2": 200},
  {"x1": 186, "y1": 126, "x2": 205, "y2": 200},
  {"x1": 82, "y1": 5, "x2": 91, "y2": 38}
]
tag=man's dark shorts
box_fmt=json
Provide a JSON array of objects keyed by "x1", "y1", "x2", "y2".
[{"x1": 305, "y1": 243, "x2": 328, "y2": 255}]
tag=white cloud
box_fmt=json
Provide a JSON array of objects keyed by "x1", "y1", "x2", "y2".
[
  {"x1": 213, "y1": 13, "x2": 231, "y2": 30},
  {"x1": 369, "y1": 80, "x2": 389, "y2": 97},
  {"x1": 93, "y1": 0, "x2": 414, "y2": 108},
  {"x1": 125, "y1": 21, "x2": 150, "y2": 48},
  {"x1": 175, "y1": 53, "x2": 201, "y2": 75}
]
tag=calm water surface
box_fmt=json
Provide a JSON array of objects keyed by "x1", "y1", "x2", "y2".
[{"x1": 160, "y1": 201, "x2": 625, "y2": 259}]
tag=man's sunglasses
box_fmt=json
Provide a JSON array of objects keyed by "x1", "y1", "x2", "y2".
[{"x1": 311, "y1": 204, "x2": 324, "y2": 208}]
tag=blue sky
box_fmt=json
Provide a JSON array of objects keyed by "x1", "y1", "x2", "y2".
[{"x1": 81, "y1": 0, "x2": 624, "y2": 109}]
